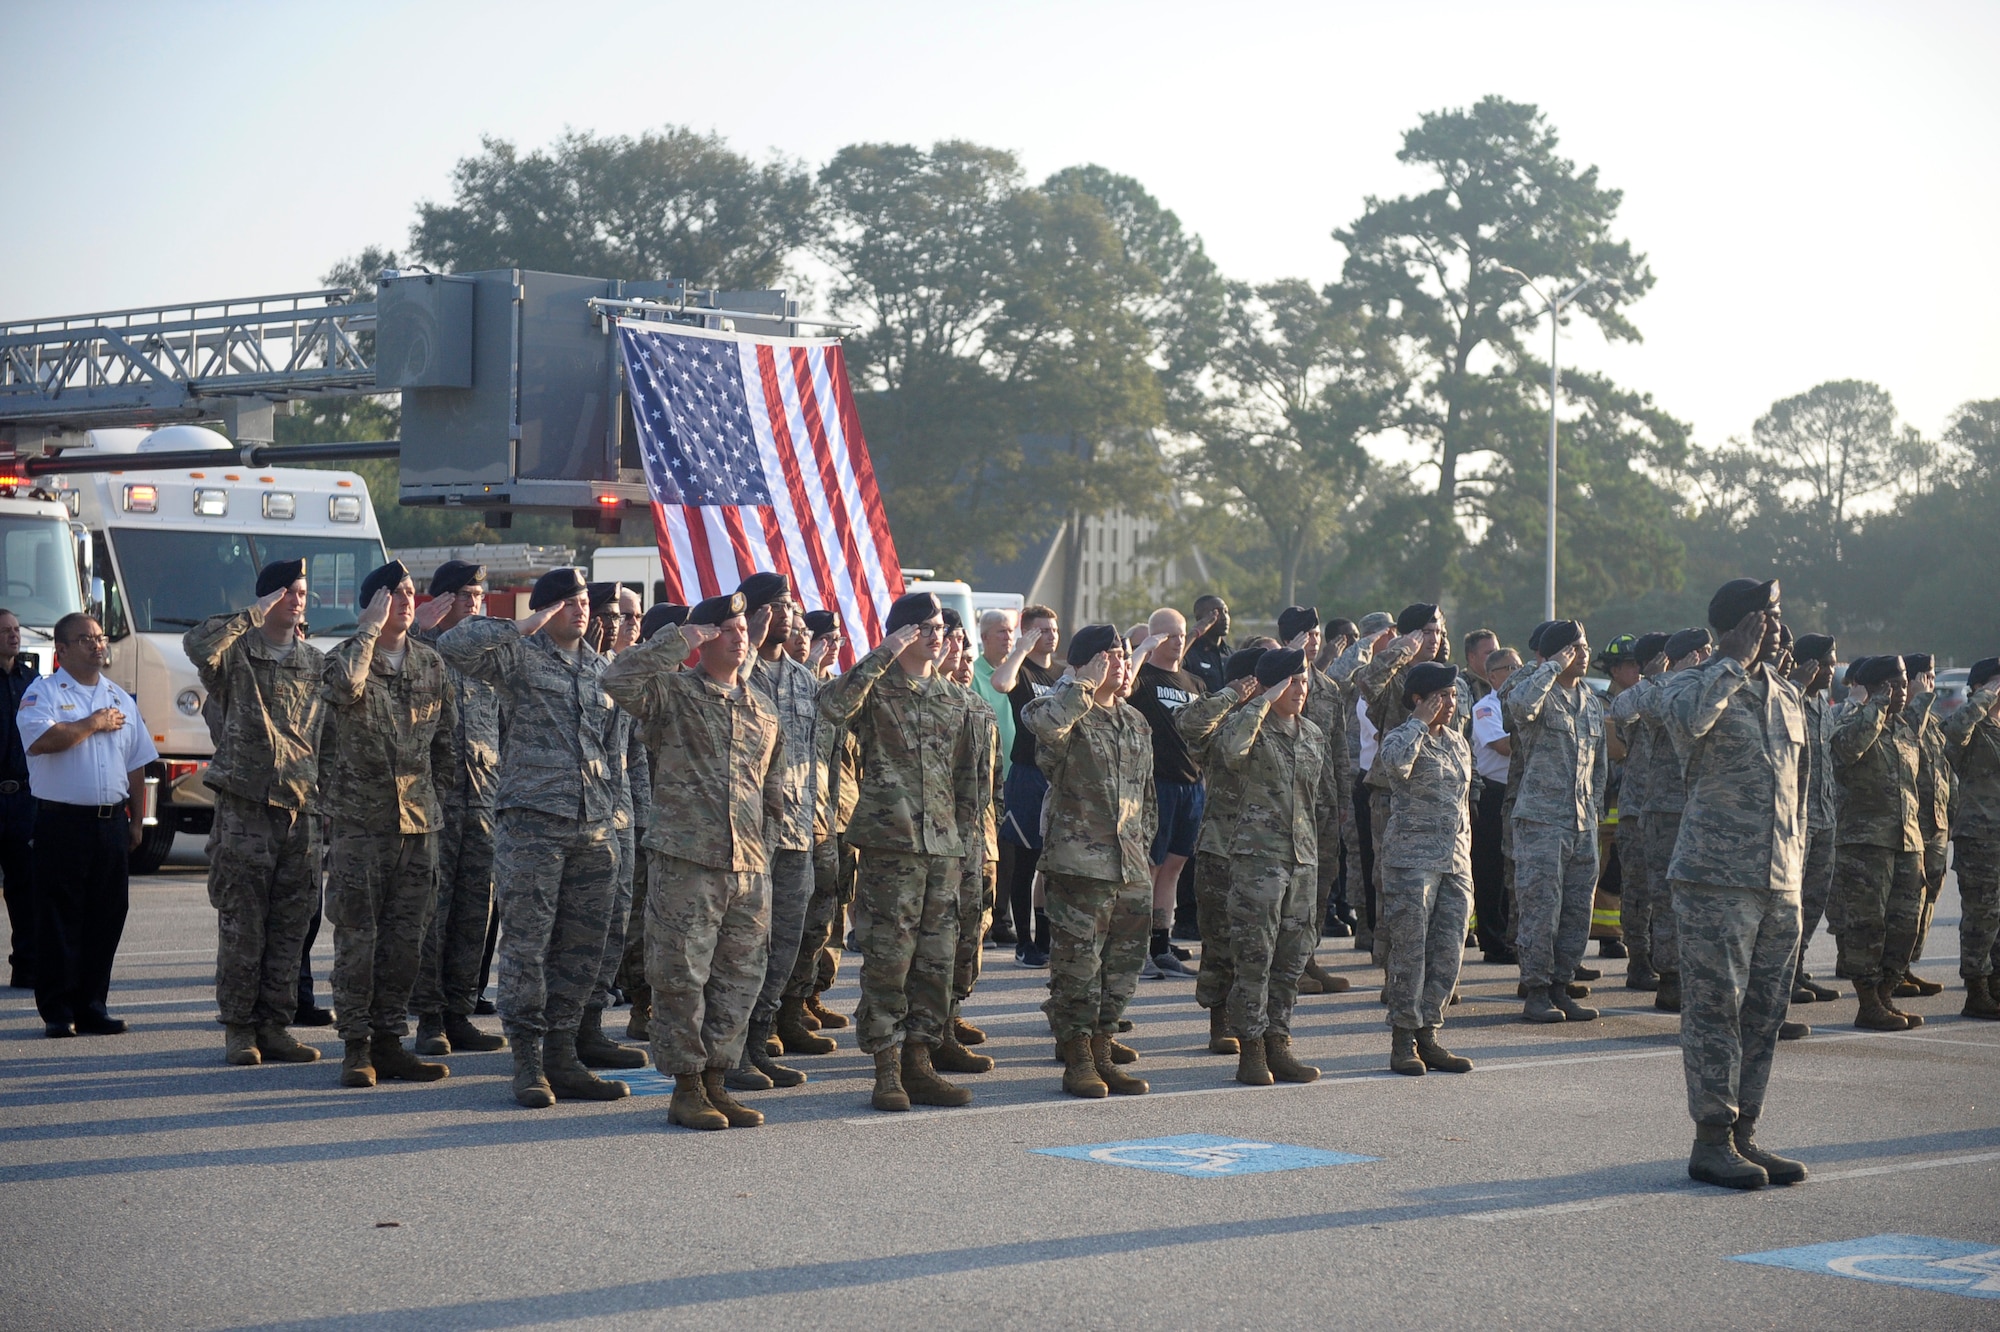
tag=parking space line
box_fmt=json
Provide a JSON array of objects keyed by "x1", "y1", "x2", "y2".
[{"x1": 1809, "y1": 1150, "x2": 2000, "y2": 1182}]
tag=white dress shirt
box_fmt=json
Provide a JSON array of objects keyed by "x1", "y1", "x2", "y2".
[
  {"x1": 1470, "y1": 691, "x2": 1512, "y2": 786},
  {"x1": 17, "y1": 667, "x2": 159, "y2": 805},
  {"x1": 1356, "y1": 692, "x2": 1379, "y2": 772}
]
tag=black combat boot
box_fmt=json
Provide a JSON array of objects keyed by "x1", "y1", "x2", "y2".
[{"x1": 576, "y1": 1005, "x2": 647, "y2": 1068}]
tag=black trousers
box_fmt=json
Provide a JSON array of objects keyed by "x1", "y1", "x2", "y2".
[
  {"x1": 1352, "y1": 776, "x2": 1377, "y2": 930},
  {"x1": 32, "y1": 802, "x2": 130, "y2": 1025},
  {"x1": 0, "y1": 788, "x2": 36, "y2": 983},
  {"x1": 1471, "y1": 780, "x2": 1510, "y2": 955}
]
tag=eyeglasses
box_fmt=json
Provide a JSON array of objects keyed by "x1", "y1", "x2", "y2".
[{"x1": 65, "y1": 634, "x2": 108, "y2": 648}]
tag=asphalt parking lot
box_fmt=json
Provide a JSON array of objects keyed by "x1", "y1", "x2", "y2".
[{"x1": 2, "y1": 839, "x2": 1995, "y2": 1331}]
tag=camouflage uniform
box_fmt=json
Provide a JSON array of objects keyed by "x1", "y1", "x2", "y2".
[
  {"x1": 319, "y1": 628, "x2": 455, "y2": 1041},
  {"x1": 1304, "y1": 661, "x2": 1355, "y2": 942},
  {"x1": 590, "y1": 712, "x2": 645, "y2": 1009},
  {"x1": 1797, "y1": 691, "x2": 1840, "y2": 961},
  {"x1": 438, "y1": 619, "x2": 621, "y2": 1045},
  {"x1": 1656, "y1": 657, "x2": 1807, "y2": 1126},
  {"x1": 1636, "y1": 675, "x2": 1695, "y2": 973},
  {"x1": 185, "y1": 606, "x2": 327, "y2": 1029},
  {"x1": 1358, "y1": 638, "x2": 1426, "y2": 961},
  {"x1": 1023, "y1": 680, "x2": 1156, "y2": 1041},
  {"x1": 1506, "y1": 660, "x2": 1608, "y2": 988},
  {"x1": 818, "y1": 640, "x2": 980, "y2": 1056},
  {"x1": 747, "y1": 652, "x2": 823, "y2": 1027},
  {"x1": 1830, "y1": 696, "x2": 1926, "y2": 987},
  {"x1": 605, "y1": 627, "x2": 785, "y2": 1074},
  {"x1": 1943, "y1": 689, "x2": 2000, "y2": 979},
  {"x1": 1374, "y1": 715, "x2": 1474, "y2": 1032},
  {"x1": 411, "y1": 624, "x2": 500, "y2": 1018},
  {"x1": 1322, "y1": 635, "x2": 1374, "y2": 928},
  {"x1": 1907, "y1": 692, "x2": 1956, "y2": 958},
  {"x1": 1178, "y1": 683, "x2": 1255, "y2": 1012},
  {"x1": 1215, "y1": 697, "x2": 1331, "y2": 1041},
  {"x1": 787, "y1": 724, "x2": 859, "y2": 1002},
  {"x1": 1608, "y1": 679, "x2": 1657, "y2": 975},
  {"x1": 952, "y1": 687, "x2": 1004, "y2": 1020}
]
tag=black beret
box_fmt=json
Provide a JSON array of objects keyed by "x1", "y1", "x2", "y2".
[
  {"x1": 1396, "y1": 603, "x2": 1440, "y2": 635},
  {"x1": 737, "y1": 571, "x2": 791, "y2": 612},
  {"x1": 1327, "y1": 617, "x2": 1359, "y2": 642},
  {"x1": 1970, "y1": 657, "x2": 2000, "y2": 692},
  {"x1": 884, "y1": 591, "x2": 940, "y2": 633},
  {"x1": 1067, "y1": 623, "x2": 1121, "y2": 667},
  {"x1": 1632, "y1": 631, "x2": 1673, "y2": 663},
  {"x1": 1225, "y1": 646, "x2": 1266, "y2": 684},
  {"x1": 1902, "y1": 652, "x2": 1934, "y2": 676},
  {"x1": 941, "y1": 606, "x2": 964, "y2": 632},
  {"x1": 1777, "y1": 623, "x2": 1795, "y2": 649},
  {"x1": 1527, "y1": 620, "x2": 1558, "y2": 654},
  {"x1": 687, "y1": 591, "x2": 747, "y2": 627},
  {"x1": 1277, "y1": 606, "x2": 1320, "y2": 641},
  {"x1": 804, "y1": 609, "x2": 839, "y2": 638},
  {"x1": 1540, "y1": 620, "x2": 1583, "y2": 655},
  {"x1": 1665, "y1": 627, "x2": 1712, "y2": 663},
  {"x1": 1794, "y1": 633, "x2": 1836, "y2": 663},
  {"x1": 428, "y1": 559, "x2": 486, "y2": 597},
  {"x1": 1708, "y1": 577, "x2": 1779, "y2": 632},
  {"x1": 256, "y1": 558, "x2": 306, "y2": 597},
  {"x1": 358, "y1": 560, "x2": 411, "y2": 608},
  {"x1": 1254, "y1": 647, "x2": 1307, "y2": 688},
  {"x1": 1850, "y1": 655, "x2": 1905, "y2": 689},
  {"x1": 1403, "y1": 661, "x2": 1458, "y2": 705},
  {"x1": 586, "y1": 581, "x2": 619, "y2": 612},
  {"x1": 529, "y1": 566, "x2": 587, "y2": 611},
  {"x1": 640, "y1": 603, "x2": 688, "y2": 641}
]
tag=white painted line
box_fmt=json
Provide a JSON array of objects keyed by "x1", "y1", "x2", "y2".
[
  {"x1": 1467, "y1": 1195, "x2": 1640, "y2": 1221},
  {"x1": 1808, "y1": 1150, "x2": 2000, "y2": 1182}
]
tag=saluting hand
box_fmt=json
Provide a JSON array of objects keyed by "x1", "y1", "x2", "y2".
[
  {"x1": 1642, "y1": 652, "x2": 1668, "y2": 678},
  {"x1": 1234, "y1": 677, "x2": 1267, "y2": 703},
  {"x1": 358, "y1": 588, "x2": 392, "y2": 634},
  {"x1": 882, "y1": 623, "x2": 922, "y2": 658},
  {"x1": 1076, "y1": 651, "x2": 1111, "y2": 689},
  {"x1": 255, "y1": 586, "x2": 289, "y2": 619},
  {"x1": 1418, "y1": 690, "x2": 1453, "y2": 732},
  {"x1": 414, "y1": 595, "x2": 453, "y2": 632},
  {"x1": 681, "y1": 621, "x2": 721, "y2": 649},
  {"x1": 808, "y1": 634, "x2": 836, "y2": 671},
  {"x1": 1717, "y1": 610, "x2": 1766, "y2": 667}
]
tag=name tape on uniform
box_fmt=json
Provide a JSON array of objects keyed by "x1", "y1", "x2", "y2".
[
  {"x1": 1035, "y1": 1133, "x2": 1375, "y2": 1178},
  {"x1": 1733, "y1": 1234, "x2": 2000, "y2": 1301}
]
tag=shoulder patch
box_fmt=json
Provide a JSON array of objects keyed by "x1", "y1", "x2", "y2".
[{"x1": 19, "y1": 694, "x2": 35, "y2": 706}]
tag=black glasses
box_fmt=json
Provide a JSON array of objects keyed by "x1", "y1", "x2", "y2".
[{"x1": 66, "y1": 634, "x2": 108, "y2": 647}]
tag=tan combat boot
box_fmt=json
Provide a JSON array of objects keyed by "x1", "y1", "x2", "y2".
[
  {"x1": 1963, "y1": 976, "x2": 2000, "y2": 1020},
  {"x1": 543, "y1": 1031, "x2": 630, "y2": 1100},
  {"x1": 806, "y1": 994, "x2": 849, "y2": 1030},
  {"x1": 1235, "y1": 1029, "x2": 1274, "y2": 1086},
  {"x1": 625, "y1": 988, "x2": 651, "y2": 1041},
  {"x1": 1854, "y1": 979, "x2": 1907, "y2": 1031},
  {"x1": 225, "y1": 1024, "x2": 262, "y2": 1066},
  {"x1": 1414, "y1": 1025, "x2": 1473, "y2": 1072},
  {"x1": 1732, "y1": 1113, "x2": 1806, "y2": 1184},
  {"x1": 951, "y1": 1015, "x2": 987, "y2": 1046},
  {"x1": 1090, "y1": 1033, "x2": 1148, "y2": 1095},
  {"x1": 1688, "y1": 1122, "x2": 1768, "y2": 1190},
  {"x1": 414, "y1": 1013, "x2": 451, "y2": 1056},
  {"x1": 576, "y1": 1005, "x2": 647, "y2": 1069},
  {"x1": 1265, "y1": 1031, "x2": 1320, "y2": 1083},
  {"x1": 901, "y1": 1041, "x2": 973, "y2": 1107},
  {"x1": 1878, "y1": 979, "x2": 1923, "y2": 1028},
  {"x1": 256, "y1": 1023, "x2": 321, "y2": 1063},
  {"x1": 776, "y1": 994, "x2": 836, "y2": 1055},
  {"x1": 1390, "y1": 1027, "x2": 1425, "y2": 1076},
  {"x1": 871, "y1": 1045, "x2": 910, "y2": 1112},
  {"x1": 668, "y1": 1069, "x2": 728, "y2": 1130},
  {"x1": 1206, "y1": 1006, "x2": 1240, "y2": 1055},
  {"x1": 444, "y1": 1012, "x2": 503, "y2": 1052},
  {"x1": 371, "y1": 1031, "x2": 449, "y2": 1082},
  {"x1": 511, "y1": 1041, "x2": 555, "y2": 1108},
  {"x1": 746, "y1": 1020, "x2": 807, "y2": 1087},
  {"x1": 1302, "y1": 958, "x2": 1351, "y2": 994},
  {"x1": 933, "y1": 1033, "x2": 995, "y2": 1074},
  {"x1": 1060, "y1": 1033, "x2": 1108, "y2": 1098},
  {"x1": 701, "y1": 1069, "x2": 765, "y2": 1127},
  {"x1": 340, "y1": 1038, "x2": 376, "y2": 1088}
]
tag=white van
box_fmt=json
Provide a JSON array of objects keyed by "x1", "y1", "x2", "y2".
[
  {"x1": 47, "y1": 426, "x2": 389, "y2": 871},
  {"x1": 590, "y1": 546, "x2": 665, "y2": 608}
]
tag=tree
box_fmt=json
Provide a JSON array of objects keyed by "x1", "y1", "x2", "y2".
[
  {"x1": 1337, "y1": 96, "x2": 1653, "y2": 602},
  {"x1": 410, "y1": 127, "x2": 816, "y2": 286}
]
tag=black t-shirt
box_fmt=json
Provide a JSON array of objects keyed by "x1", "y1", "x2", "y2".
[
  {"x1": 1183, "y1": 634, "x2": 1230, "y2": 695},
  {"x1": 1128, "y1": 662, "x2": 1207, "y2": 783},
  {"x1": 1007, "y1": 658, "x2": 1063, "y2": 769}
]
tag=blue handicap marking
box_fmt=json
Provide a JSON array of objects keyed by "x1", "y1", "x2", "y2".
[
  {"x1": 1734, "y1": 1234, "x2": 2000, "y2": 1301},
  {"x1": 620, "y1": 1067, "x2": 677, "y2": 1098},
  {"x1": 1035, "y1": 1133, "x2": 1375, "y2": 1178}
]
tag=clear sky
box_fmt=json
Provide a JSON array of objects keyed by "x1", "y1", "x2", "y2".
[{"x1": 3, "y1": 0, "x2": 1994, "y2": 452}]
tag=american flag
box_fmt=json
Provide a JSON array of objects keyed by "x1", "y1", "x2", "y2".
[{"x1": 617, "y1": 321, "x2": 904, "y2": 662}]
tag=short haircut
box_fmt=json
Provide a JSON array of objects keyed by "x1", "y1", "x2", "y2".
[
  {"x1": 1021, "y1": 604, "x2": 1058, "y2": 626},
  {"x1": 53, "y1": 612, "x2": 99, "y2": 645},
  {"x1": 1486, "y1": 648, "x2": 1522, "y2": 672},
  {"x1": 0, "y1": 608, "x2": 16, "y2": 622},
  {"x1": 1193, "y1": 594, "x2": 1226, "y2": 616},
  {"x1": 978, "y1": 608, "x2": 1015, "y2": 634},
  {"x1": 1464, "y1": 628, "x2": 1498, "y2": 654}
]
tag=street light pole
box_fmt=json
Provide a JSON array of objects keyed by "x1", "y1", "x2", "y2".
[{"x1": 1501, "y1": 267, "x2": 1596, "y2": 622}]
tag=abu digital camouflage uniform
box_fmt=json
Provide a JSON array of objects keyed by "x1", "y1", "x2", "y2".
[
  {"x1": 589, "y1": 710, "x2": 645, "y2": 1010},
  {"x1": 184, "y1": 606, "x2": 327, "y2": 1030},
  {"x1": 1636, "y1": 672, "x2": 1697, "y2": 975},
  {"x1": 411, "y1": 623, "x2": 500, "y2": 1019},
  {"x1": 1609, "y1": 678, "x2": 1658, "y2": 976},
  {"x1": 1178, "y1": 683, "x2": 1255, "y2": 1013},
  {"x1": 1304, "y1": 661, "x2": 1355, "y2": 946},
  {"x1": 438, "y1": 618, "x2": 621, "y2": 1044},
  {"x1": 1321, "y1": 635, "x2": 1375, "y2": 931},
  {"x1": 1358, "y1": 637, "x2": 1427, "y2": 962},
  {"x1": 1943, "y1": 686, "x2": 2000, "y2": 980},
  {"x1": 1022, "y1": 679, "x2": 1156, "y2": 1042},
  {"x1": 1506, "y1": 659, "x2": 1608, "y2": 988},
  {"x1": 818, "y1": 640, "x2": 980, "y2": 1056},
  {"x1": 745, "y1": 652, "x2": 824, "y2": 1031},
  {"x1": 1658, "y1": 657, "x2": 1807, "y2": 1127},
  {"x1": 604, "y1": 626, "x2": 785, "y2": 1075},
  {"x1": 319, "y1": 627, "x2": 455, "y2": 1042},
  {"x1": 786, "y1": 721, "x2": 859, "y2": 1003},
  {"x1": 1906, "y1": 692, "x2": 1956, "y2": 959},
  {"x1": 1374, "y1": 714, "x2": 1474, "y2": 1033},
  {"x1": 1797, "y1": 690, "x2": 1840, "y2": 963},
  {"x1": 952, "y1": 685, "x2": 1004, "y2": 1022},
  {"x1": 1831, "y1": 696, "x2": 1926, "y2": 987},
  {"x1": 1215, "y1": 697, "x2": 1332, "y2": 1042}
]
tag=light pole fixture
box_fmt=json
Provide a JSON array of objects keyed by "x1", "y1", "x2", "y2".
[{"x1": 1500, "y1": 266, "x2": 1596, "y2": 622}]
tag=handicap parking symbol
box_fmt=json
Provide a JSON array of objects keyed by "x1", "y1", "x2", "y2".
[
  {"x1": 620, "y1": 1067, "x2": 677, "y2": 1098},
  {"x1": 1035, "y1": 1134, "x2": 1375, "y2": 1178},
  {"x1": 1734, "y1": 1234, "x2": 2000, "y2": 1301}
]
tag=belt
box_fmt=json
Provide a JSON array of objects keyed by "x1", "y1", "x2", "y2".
[
  {"x1": 0, "y1": 780, "x2": 23, "y2": 795},
  {"x1": 42, "y1": 799, "x2": 127, "y2": 819}
]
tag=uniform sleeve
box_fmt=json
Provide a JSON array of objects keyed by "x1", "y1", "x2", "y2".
[
  {"x1": 1327, "y1": 632, "x2": 1371, "y2": 684},
  {"x1": 118, "y1": 686, "x2": 161, "y2": 771},
  {"x1": 1944, "y1": 688, "x2": 1999, "y2": 747},
  {"x1": 183, "y1": 609, "x2": 257, "y2": 698},
  {"x1": 1356, "y1": 639, "x2": 1418, "y2": 708},
  {"x1": 1471, "y1": 696, "x2": 1506, "y2": 749},
  {"x1": 818, "y1": 639, "x2": 896, "y2": 725},
  {"x1": 436, "y1": 616, "x2": 527, "y2": 689},
  {"x1": 1831, "y1": 698, "x2": 1892, "y2": 770},
  {"x1": 1375, "y1": 716, "x2": 1426, "y2": 782},
  {"x1": 321, "y1": 627, "x2": 379, "y2": 707},
  {"x1": 1505, "y1": 658, "x2": 1564, "y2": 727},
  {"x1": 1022, "y1": 678, "x2": 1092, "y2": 750},
  {"x1": 1663, "y1": 657, "x2": 1750, "y2": 754},
  {"x1": 14, "y1": 685, "x2": 57, "y2": 753},
  {"x1": 1217, "y1": 696, "x2": 1272, "y2": 770},
  {"x1": 1591, "y1": 699, "x2": 1609, "y2": 812},
  {"x1": 1609, "y1": 677, "x2": 1651, "y2": 723},
  {"x1": 602, "y1": 626, "x2": 689, "y2": 720},
  {"x1": 951, "y1": 702, "x2": 981, "y2": 857},
  {"x1": 430, "y1": 673, "x2": 457, "y2": 801},
  {"x1": 762, "y1": 719, "x2": 789, "y2": 840}
]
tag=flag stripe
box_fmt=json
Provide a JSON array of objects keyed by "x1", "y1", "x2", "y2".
[
  {"x1": 649, "y1": 504, "x2": 688, "y2": 604},
  {"x1": 748, "y1": 343, "x2": 842, "y2": 621},
  {"x1": 824, "y1": 342, "x2": 902, "y2": 599},
  {"x1": 768, "y1": 343, "x2": 873, "y2": 643},
  {"x1": 783, "y1": 347, "x2": 881, "y2": 644},
  {"x1": 809, "y1": 346, "x2": 901, "y2": 614}
]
